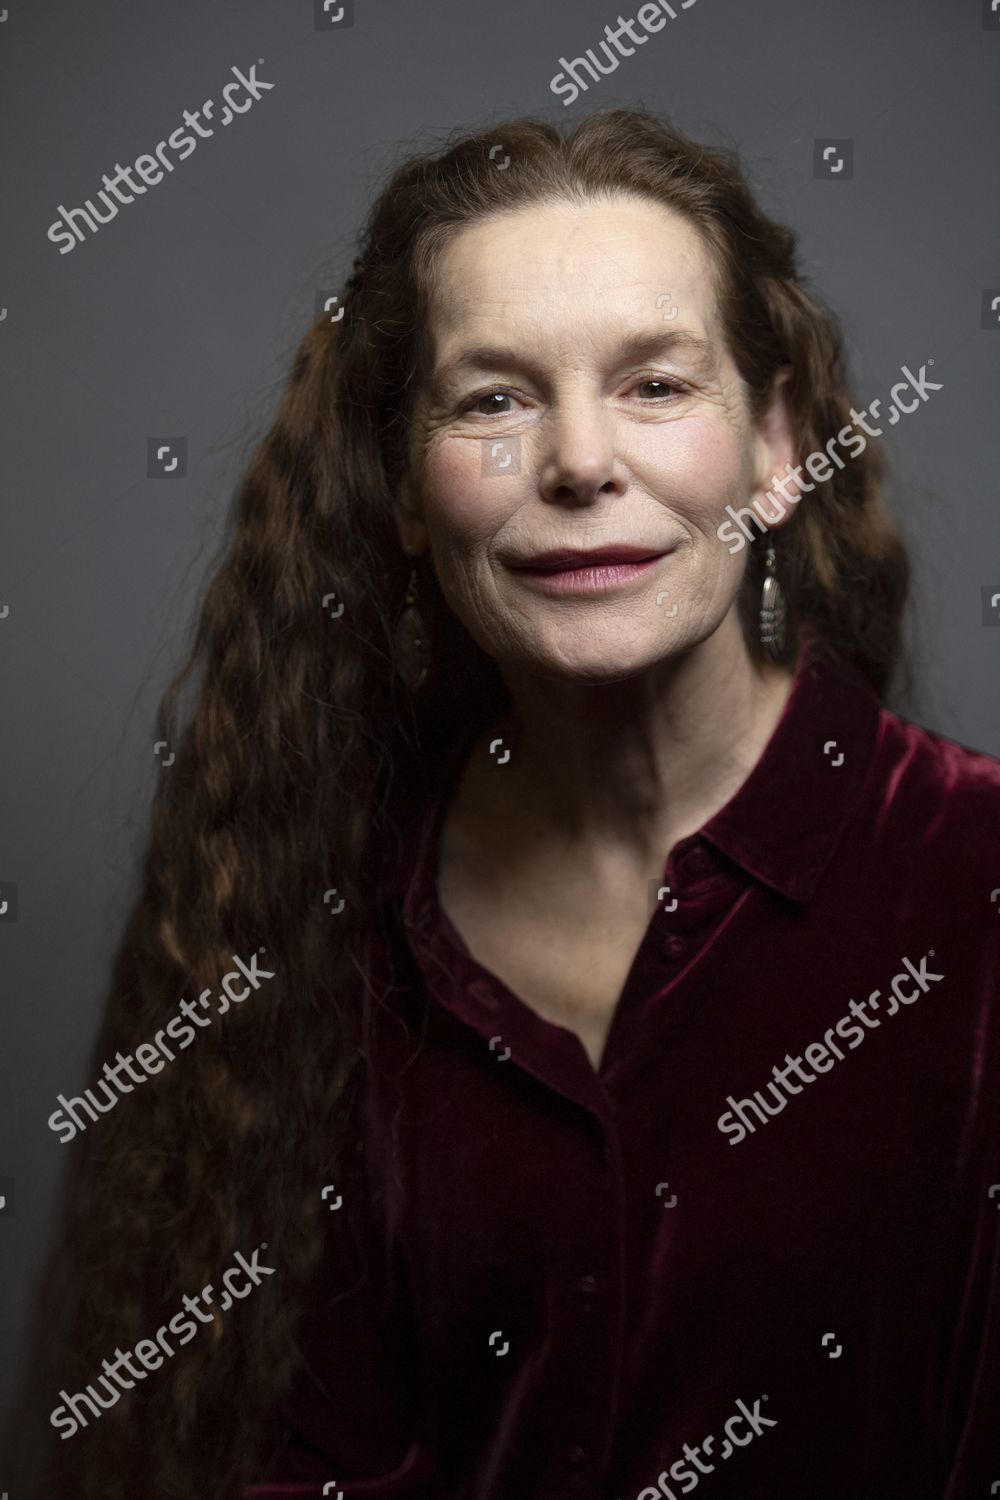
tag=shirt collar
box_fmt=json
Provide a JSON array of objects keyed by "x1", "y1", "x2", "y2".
[
  {"x1": 695, "y1": 639, "x2": 883, "y2": 903},
  {"x1": 396, "y1": 638, "x2": 884, "y2": 934}
]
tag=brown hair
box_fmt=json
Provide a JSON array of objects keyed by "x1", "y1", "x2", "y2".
[{"x1": 6, "y1": 106, "x2": 911, "y2": 1498}]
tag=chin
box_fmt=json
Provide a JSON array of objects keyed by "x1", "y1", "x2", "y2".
[{"x1": 523, "y1": 639, "x2": 676, "y2": 683}]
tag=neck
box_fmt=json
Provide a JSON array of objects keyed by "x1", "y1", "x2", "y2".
[{"x1": 473, "y1": 614, "x2": 797, "y2": 869}]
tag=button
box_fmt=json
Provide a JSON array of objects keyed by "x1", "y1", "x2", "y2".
[
  {"x1": 565, "y1": 1445, "x2": 587, "y2": 1468},
  {"x1": 664, "y1": 934, "x2": 686, "y2": 959},
  {"x1": 685, "y1": 846, "x2": 712, "y2": 877},
  {"x1": 577, "y1": 1272, "x2": 597, "y2": 1296}
]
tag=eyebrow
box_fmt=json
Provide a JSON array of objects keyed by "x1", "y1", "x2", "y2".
[{"x1": 431, "y1": 328, "x2": 716, "y2": 393}]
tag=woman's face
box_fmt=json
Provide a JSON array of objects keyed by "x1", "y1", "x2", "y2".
[{"x1": 400, "y1": 194, "x2": 795, "y2": 682}]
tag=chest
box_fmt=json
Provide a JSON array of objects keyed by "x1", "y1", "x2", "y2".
[{"x1": 436, "y1": 849, "x2": 659, "y2": 1072}]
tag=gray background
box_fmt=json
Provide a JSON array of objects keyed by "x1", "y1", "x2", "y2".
[{"x1": 1, "y1": 0, "x2": 997, "y2": 1432}]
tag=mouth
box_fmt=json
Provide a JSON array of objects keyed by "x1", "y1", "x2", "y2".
[
  {"x1": 513, "y1": 545, "x2": 668, "y2": 572},
  {"x1": 509, "y1": 548, "x2": 673, "y2": 597}
]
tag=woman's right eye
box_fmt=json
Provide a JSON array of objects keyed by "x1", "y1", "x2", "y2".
[{"x1": 460, "y1": 388, "x2": 518, "y2": 417}]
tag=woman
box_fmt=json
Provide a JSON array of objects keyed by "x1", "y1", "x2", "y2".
[{"x1": 9, "y1": 107, "x2": 999, "y2": 1499}]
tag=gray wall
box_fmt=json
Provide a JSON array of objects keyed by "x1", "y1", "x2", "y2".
[{"x1": 1, "y1": 0, "x2": 997, "y2": 1435}]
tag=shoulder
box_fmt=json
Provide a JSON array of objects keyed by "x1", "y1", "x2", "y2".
[
  {"x1": 867, "y1": 704, "x2": 1000, "y2": 891},
  {"x1": 874, "y1": 704, "x2": 1000, "y2": 807}
]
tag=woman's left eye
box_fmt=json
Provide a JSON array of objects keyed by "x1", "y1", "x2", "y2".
[{"x1": 632, "y1": 376, "x2": 685, "y2": 400}]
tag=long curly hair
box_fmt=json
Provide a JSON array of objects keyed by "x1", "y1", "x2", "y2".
[{"x1": 5, "y1": 105, "x2": 911, "y2": 1498}]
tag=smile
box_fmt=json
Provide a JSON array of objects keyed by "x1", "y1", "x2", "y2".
[{"x1": 510, "y1": 552, "x2": 668, "y2": 596}]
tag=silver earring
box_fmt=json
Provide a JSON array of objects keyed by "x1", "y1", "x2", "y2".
[
  {"x1": 393, "y1": 560, "x2": 431, "y2": 692},
  {"x1": 759, "y1": 541, "x2": 786, "y2": 658}
]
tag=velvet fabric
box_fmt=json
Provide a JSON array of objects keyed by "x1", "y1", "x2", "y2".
[{"x1": 248, "y1": 643, "x2": 1000, "y2": 1499}]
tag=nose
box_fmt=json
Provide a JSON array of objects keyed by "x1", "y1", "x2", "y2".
[{"x1": 538, "y1": 401, "x2": 629, "y2": 507}]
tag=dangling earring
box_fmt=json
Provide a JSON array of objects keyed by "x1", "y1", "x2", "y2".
[
  {"x1": 393, "y1": 559, "x2": 431, "y2": 691},
  {"x1": 759, "y1": 540, "x2": 786, "y2": 658}
]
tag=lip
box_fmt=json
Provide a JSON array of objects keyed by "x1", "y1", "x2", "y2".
[
  {"x1": 510, "y1": 550, "x2": 670, "y2": 597},
  {"x1": 513, "y1": 545, "x2": 667, "y2": 571}
]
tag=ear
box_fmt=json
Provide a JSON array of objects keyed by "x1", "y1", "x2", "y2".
[
  {"x1": 396, "y1": 471, "x2": 429, "y2": 555},
  {"x1": 749, "y1": 365, "x2": 801, "y2": 532}
]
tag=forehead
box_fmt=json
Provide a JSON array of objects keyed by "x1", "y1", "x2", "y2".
[{"x1": 422, "y1": 195, "x2": 725, "y2": 356}]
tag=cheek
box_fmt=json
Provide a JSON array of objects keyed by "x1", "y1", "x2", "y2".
[
  {"x1": 641, "y1": 418, "x2": 751, "y2": 521},
  {"x1": 421, "y1": 439, "x2": 512, "y2": 552}
]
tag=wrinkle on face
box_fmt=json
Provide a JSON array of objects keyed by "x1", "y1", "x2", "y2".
[{"x1": 398, "y1": 194, "x2": 790, "y2": 683}]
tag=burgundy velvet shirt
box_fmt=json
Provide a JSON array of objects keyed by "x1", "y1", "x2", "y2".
[{"x1": 248, "y1": 645, "x2": 1000, "y2": 1499}]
